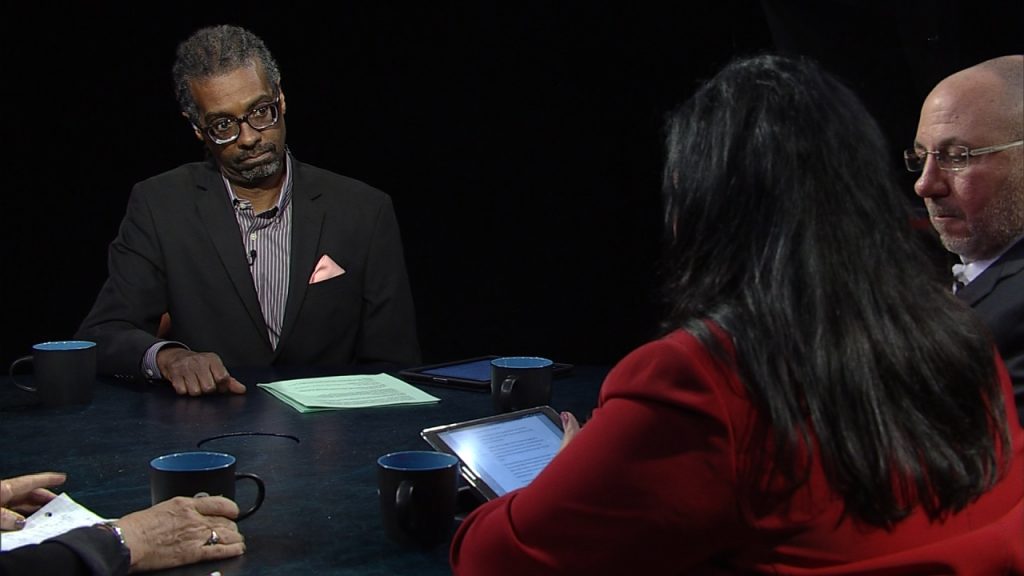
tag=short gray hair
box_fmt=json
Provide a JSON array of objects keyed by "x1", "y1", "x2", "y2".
[{"x1": 172, "y1": 25, "x2": 281, "y2": 124}]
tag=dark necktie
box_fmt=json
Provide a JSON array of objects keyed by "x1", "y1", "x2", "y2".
[{"x1": 951, "y1": 263, "x2": 969, "y2": 294}]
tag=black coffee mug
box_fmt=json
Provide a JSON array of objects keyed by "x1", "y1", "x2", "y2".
[
  {"x1": 377, "y1": 451, "x2": 459, "y2": 548},
  {"x1": 490, "y1": 356, "x2": 553, "y2": 413},
  {"x1": 9, "y1": 341, "x2": 96, "y2": 407},
  {"x1": 150, "y1": 451, "x2": 265, "y2": 520}
]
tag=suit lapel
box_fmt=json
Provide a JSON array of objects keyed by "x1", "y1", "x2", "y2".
[
  {"x1": 958, "y1": 238, "x2": 1024, "y2": 306},
  {"x1": 194, "y1": 166, "x2": 270, "y2": 345},
  {"x1": 277, "y1": 161, "x2": 325, "y2": 353}
]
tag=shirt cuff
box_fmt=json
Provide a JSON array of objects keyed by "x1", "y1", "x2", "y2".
[{"x1": 142, "y1": 341, "x2": 189, "y2": 380}]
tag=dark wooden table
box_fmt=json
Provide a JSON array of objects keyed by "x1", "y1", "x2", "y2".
[{"x1": 1, "y1": 365, "x2": 607, "y2": 575}]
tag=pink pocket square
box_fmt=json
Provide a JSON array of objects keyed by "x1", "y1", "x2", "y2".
[{"x1": 309, "y1": 254, "x2": 346, "y2": 284}]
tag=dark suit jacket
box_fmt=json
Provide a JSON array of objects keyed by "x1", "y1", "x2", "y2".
[
  {"x1": 0, "y1": 525, "x2": 129, "y2": 576},
  {"x1": 957, "y1": 238, "x2": 1024, "y2": 423},
  {"x1": 76, "y1": 157, "x2": 420, "y2": 377}
]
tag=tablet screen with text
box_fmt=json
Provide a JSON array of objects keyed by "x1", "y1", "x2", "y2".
[{"x1": 421, "y1": 406, "x2": 563, "y2": 500}]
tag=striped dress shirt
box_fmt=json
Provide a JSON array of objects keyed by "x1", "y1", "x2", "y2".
[{"x1": 225, "y1": 154, "x2": 294, "y2": 349}]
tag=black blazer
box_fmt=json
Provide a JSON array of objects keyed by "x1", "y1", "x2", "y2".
[
  {"x1": 957, "y1": 238, "x2": 1024, "y2": 422},
  {"x1": 77, "y1": 158, "x2": 420, "y2": 377},
  {"x1": 0, "y1": 526, "x2": 129, "y2": 576}
]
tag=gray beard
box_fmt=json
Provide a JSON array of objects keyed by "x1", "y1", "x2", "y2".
[
  {"x1": 240, "y1": 158, "x2": 283, "y2": 183},
  {"x1": 958, "y1": 169, "x2": 1024, "y2": 260}
]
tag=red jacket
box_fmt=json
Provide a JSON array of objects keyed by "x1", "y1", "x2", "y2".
[{"x1": 451, "y1": 329, "x2": 1024, "y2": 575}]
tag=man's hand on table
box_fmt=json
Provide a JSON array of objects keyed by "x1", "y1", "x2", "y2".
[{"x1": 156, "y1": 348, "x2": 247, "y2": 396}]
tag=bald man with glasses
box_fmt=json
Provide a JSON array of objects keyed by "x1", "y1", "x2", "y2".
[{"x1": 908, "y1": 54, "x2": 1023, "y2": 423}]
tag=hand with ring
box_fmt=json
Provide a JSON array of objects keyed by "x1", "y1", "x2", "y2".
[{"x1": 117, "y1": 496, "x2": 244, "y2": 572}]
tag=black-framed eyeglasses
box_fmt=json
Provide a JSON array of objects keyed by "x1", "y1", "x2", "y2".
[
  {"x1": 196, "y1": 98, "x2": 281, "y2": 145},
  {"x1": 903, "y1": 140, "x2": 1023, "y2": 172}
]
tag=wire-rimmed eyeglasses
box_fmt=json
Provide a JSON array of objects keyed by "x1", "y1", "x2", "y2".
[
  {"x1": 195, "y1": 98, "x2": 281, "y2": 145},
  {"x1": 904, "y1": 140, "x2": 1023, "y2": 172}
]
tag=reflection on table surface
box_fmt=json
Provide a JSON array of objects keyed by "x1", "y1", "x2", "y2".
[{"x1": 1, "y1": 365, "x2": 608, "y2": 575}]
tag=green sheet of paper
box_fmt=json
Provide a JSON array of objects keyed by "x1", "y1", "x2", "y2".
[{"x1": 257, "y1": 373, "x2": 441, "y2": 413}]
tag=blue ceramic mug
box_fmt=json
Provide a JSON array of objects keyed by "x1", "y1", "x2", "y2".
[
  {"x1": 377, "y1": 451, "x2": 459, "y2": 548},
  {"x1": 9, "y1": 340, "x2": 96, "y2": 406},
  {"x1": 490, "y1": 356, "x2": 553, "y2": 413},
  {"x1": 150, "y1": 451, "x2": 265, "y2": 520}
]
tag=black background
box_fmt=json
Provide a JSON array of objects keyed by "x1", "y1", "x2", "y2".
[{"x1": 6, "y1": 2, "x2": 1022, "y2": 369}]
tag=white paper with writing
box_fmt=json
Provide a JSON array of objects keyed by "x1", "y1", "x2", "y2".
[
  {"x1": 0, "y1": 493, "x2": 106, "y2": 551},
  {"x1": 257, "y1": 373, "x2": 440, "y2": 412}
]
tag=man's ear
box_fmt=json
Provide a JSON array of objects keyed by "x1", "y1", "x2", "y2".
[
  {"x1": 278, "y1": 85, "x2": 286, "y2": 115},
  {"x1": 184, "y1": 112, "x2": 204, "y2": 141}
]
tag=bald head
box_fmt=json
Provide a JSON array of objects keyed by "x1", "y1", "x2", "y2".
[{"x1": 930, "y1": 55, "x2": 1023, "y2": 141}]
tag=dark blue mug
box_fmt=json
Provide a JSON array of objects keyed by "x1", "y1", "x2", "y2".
[
  {"x1": 150, "y1": 451, "x2": 265, "y2": 520},
  {"x1": 377, "y1": 451, "x2": 459, "y2": 548},
  {"x1": 9, "y1": 340, "x2": 96, "y2": 406},
  {"x1": 490, "y1": 356, "x2": 553, "y2": 413}
]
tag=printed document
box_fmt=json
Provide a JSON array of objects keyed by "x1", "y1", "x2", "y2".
[{"x1": 258, "y1": 373, "x2": 440, "y2": 413}]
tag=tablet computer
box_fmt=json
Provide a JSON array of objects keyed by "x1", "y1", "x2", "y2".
[
  {"x1": 399, "y1": 355, "x2": 574, "y2": 392},
  {"x1": 421, "y1": 406, "x2": 563, "y2": 501}
]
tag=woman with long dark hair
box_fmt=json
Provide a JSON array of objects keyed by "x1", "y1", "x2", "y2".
[{"x1": 450, "y1": 54, "x2": 1023, "y2": 574}]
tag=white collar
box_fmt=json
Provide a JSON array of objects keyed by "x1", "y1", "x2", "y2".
[{"x1": 953, "y1": 233, "x2": 1024, "y2": 285}]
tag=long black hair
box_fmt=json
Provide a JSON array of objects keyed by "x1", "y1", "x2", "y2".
[{"x1": 660, "y1": 54, "x2": 1009, "y2": 527}]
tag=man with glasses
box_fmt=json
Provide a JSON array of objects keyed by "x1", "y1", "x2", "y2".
[
  {"x1": 907, "y1": 54, "x2": 1023, "y2": 422},
  {"x1": 77, "y1": 25, "x2": 420, "y2": 396}
]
